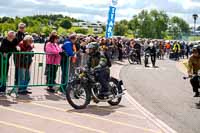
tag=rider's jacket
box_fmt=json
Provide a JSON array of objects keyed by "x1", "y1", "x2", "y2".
[
  {"x1": 145, "y1": 46, "x2": 156, "y2": 56},
  {"x1": 87, "y1": 51, "x2": 109, "y2": 71},
  {"x1": 188, "y1": 55, "x2": 200, "y2": 74}
]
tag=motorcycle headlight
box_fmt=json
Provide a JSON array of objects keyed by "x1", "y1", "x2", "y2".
[{"x1": 79, "y1": 73, "x2": 85, "y2": 78}]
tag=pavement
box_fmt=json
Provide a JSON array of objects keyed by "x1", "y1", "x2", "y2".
[
  {"x1": 0, "y1": 44, "x2": 176, "y2": 133},
  {"x1": 121, "y1": 59, "x2": 200, "y2": 133}
]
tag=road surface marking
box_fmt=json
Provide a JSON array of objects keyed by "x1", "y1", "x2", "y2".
[
  {"x1": 0, "y1": 106, "x2": 106, "y2": 133},
  {"x1": 0, "y1": 98, "x2": 143, "y2": 119},
  {"x1": 134, "y1": 67, "x2": 167, "y2": 71},
  {"x1": 0, "y1": 120, "x2": 44, "y2": 133},
  {"x1": 125, "y1": 92, "x2": 177, "y2": 133},
  {"x1": 91, "y1": 106, "x2": 146, "y2": 119},
  {"x1": 31, "y1": 102, "x2": 160, "y2": 133}
]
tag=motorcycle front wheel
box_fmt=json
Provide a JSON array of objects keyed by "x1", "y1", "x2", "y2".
[
  {"x1": 128, "y1": 54, "x2": 135, "y2": 64},
  {"x1": 107, "y1": 78, "x2": 122, "y2": 106},
  {"x1": 144, "y1": 57, "x2": 148, "y2": 67},
  {"x1": 66, "y1": 80, "x2": 91, "y2": 109}
]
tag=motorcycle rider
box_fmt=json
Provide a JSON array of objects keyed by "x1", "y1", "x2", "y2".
[
  {"x1": 86, "y1": 42, "x2": 111, "y2": 99},
  {"x1": 145, "y1": 42, "x2": 157, "y2": 67},
  {"x1": 134, "y1": 39, "x2": 142, "y2": 64},
  {"x1": 188, "y1": 47, "x2": 200, "y2": 97}
]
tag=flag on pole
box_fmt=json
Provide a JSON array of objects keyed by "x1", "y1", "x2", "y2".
[{"x1": 106, "y1": 0, "x2": 118, "y2": 38}]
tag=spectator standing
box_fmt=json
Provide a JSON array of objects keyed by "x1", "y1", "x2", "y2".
[
  {"x1": 15, "y1": 23, "x2": 26, "y2": 87},
  {"x1": 134, "y1": 40, "x2": 142, "y2": 64},
  {"x1": 16, "y1": 35, "x2": 34, "y2": 95},
  {"x1": 117, "y1": 39, "x2": 123, "y2": 61},
  {"x1": 45, "y1": 35, "x2": 62, "y2": 93},
  {"x1": 61, "y1": 34, "x2": 76, "y2": 85},
  {"x1": 44, "y1": 30, "x2": 57, "y2": 52},
  {"x1": 186, "y1": 43, "x2": 190, "y2": 59},
  {"x1": 0, "y1": 31, "x2": 18, "y2": 93}
]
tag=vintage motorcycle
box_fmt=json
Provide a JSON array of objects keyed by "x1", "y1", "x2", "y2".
[{"x1": 66, "y1": 67, "x2": 125, "y2": 109}]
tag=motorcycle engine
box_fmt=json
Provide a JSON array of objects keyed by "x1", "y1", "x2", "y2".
[{"x1": 92, "y1": 83, "x2": 102, "y2": 95}]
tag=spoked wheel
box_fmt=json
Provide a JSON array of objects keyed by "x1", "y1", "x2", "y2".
[
  {"x1": 107, "y1": 78, "x2": 122, "y2": 106},
  {"x1": 128, "y1": 54, "x2": 135, "y2": 64},
  {"x1": 144, "y1": 57, "x2": 148, "y2": 67},
  {"x1": 66, "y1": 81, "x2": 91, "y2": 109}
]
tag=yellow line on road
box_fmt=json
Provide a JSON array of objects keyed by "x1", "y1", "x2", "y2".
[
  {"x1": 0, "y1": 120, "x2": 44, "y2": 133},
  {"x1": 0, "y1": 106, "x2": 106, "y2": 133},
  {"x1": 31, "y1": 103, "x2": 160, "y2": 133},
  {"x1": 0, "y1": 98, "x2": 144, "y2": 119}
]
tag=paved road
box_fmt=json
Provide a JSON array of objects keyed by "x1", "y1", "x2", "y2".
[
  {"x1": 120, "y1": 59, "x2": 200, "y2": 133},
  {"x1": 0, "y1": 59, "x2": 166, "y2": 133}
]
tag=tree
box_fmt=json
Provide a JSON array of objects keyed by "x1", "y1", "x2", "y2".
[
  {"x1": 42, "y1": 26, "x2": 53, "y2": 36},
  {"x1": 150, "y1": 10, "x2": 169, "y2": 38},
  {"x1": 60, "y1": 19, "x2": 72, "y2": 30},
  {"x1": 128, "y1": 16, "x2": 139, "y2": 37},
  {"x1": 114, "y1": 21, "x2": 128, "y2": 36},
  {"x1": 169, "y1": 16, "x2": 190, "y2": 39},
  {"x1": 137, "y1": 10, "x2": 154, "y2": 38},
  {"x1": 75, "y1": 28, "x2": 88, "y2": 34},
  {"x1": 170, "y1": 16, "x2": 190, "y2": 33}
]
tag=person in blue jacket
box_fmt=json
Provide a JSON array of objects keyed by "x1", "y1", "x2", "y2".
[{"x1": 60, "y1": 33, "x2": 77, "y2": 92}]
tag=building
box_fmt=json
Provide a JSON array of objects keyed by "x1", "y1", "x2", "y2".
[{"x1": 72, "y1": 21, "x2": 105, "y2": 34}]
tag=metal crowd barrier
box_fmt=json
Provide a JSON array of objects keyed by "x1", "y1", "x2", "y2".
[
  {"x1": 0, "y1": 52, "x2": 70, "y2": 96},
  {"x1": 0, "y1": 53, "x2": 4, "y2": 88}
]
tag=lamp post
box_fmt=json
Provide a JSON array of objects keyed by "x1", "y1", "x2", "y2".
[{"x1": 193, "y1": 14, "x2": 198, "y2": 33}]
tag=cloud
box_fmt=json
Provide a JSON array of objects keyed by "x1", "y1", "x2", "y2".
[{"x1": 0, "y1": 0, "x2": 200, "y2": 25}]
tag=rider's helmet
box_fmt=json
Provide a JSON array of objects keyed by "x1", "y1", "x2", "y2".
[
  {"x1": 86, "y1": 42, "x2": 99, "y2": 56},
  {"x1": 149, "y1": 42, "x2": 154, "y2": 48}
]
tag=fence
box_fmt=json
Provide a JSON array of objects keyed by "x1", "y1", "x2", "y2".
[
  {"x1": 0, "y1": 53, "x2": 5, "y2": 88},
  {"x1": 0, "y1": 52, "x2": 70, "y2": 96}
]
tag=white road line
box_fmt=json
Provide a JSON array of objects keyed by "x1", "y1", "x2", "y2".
[
  {"x1": 125, "y1": 92, "x2": 177, "y2": 133},
  {"x1": 134, "y1": 67, "x2": 167, "y2": 71}
]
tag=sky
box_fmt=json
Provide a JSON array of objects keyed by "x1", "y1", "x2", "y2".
[{"x1": 1, "y1": 0, "x2": 200, "y2": 25}]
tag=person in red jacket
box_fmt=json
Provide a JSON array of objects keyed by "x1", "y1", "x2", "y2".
[{"x1": 16, "y1": 35, "x2": 34, "y2": 95}]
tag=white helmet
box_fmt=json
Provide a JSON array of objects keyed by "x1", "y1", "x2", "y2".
[{"x1": 149, "y1": 42, "x2": 154, "y2": 48}]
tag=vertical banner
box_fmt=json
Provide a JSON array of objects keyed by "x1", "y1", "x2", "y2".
[{"x1": 106, "y1": 0, "x2": 118, "y2": 38}]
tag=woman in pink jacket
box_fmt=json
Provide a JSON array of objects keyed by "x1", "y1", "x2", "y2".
[{"x1": 45, "y1": 35, "x2": 62, "y2": 93}]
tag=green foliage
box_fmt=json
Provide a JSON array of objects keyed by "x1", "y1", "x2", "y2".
[
  {"x1": 0, "y1": 14, "x2": 79, "y2": 35},
  {"x1": 127, "y1": 10, "x2": 169, "y2": 38},
  {"x1": 42, "y1": 26, "x2": 53, "y2": 36},
  {"x1": 114, "y1": 21, "x2": 128, "y2": 36},
  {"x1": 170, "y1": 16, "x2": 190, "y2": 33},
  {"x1": 60, "y1": 19, "x2": 72, "y2": 29},
  {"x1": 75, "y1": 28, "x2": 88, "y2": 34},
  {"x1": 0, "y1": 12, "x2": 191, "y2": 39}
]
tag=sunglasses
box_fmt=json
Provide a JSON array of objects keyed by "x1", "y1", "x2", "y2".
[{"x1": 20, "y1": 27, "x2": 25, "y2": 29}]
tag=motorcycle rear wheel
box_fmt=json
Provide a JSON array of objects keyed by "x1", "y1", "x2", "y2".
[{"x1": 107, "y1": 78, "x2": 122, "y2": 106}]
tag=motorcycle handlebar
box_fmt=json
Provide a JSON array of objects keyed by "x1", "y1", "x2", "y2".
[{"x1": 183, "y1": 75, "x2": 197, "y2": 80}]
